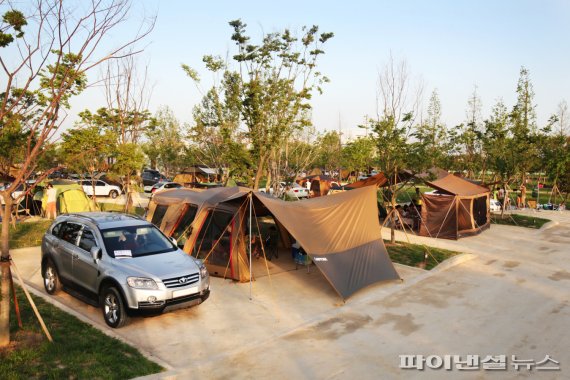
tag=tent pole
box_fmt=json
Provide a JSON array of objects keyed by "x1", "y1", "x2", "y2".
[{"x1": 249, "y1": 193, "x2": 253, "y2": 300}]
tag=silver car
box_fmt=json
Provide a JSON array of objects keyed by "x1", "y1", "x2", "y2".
[{"x1": 41, "y1": 212, "x2": 210, "y2": 328}]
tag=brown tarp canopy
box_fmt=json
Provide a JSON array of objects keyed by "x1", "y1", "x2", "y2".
[
  {"x1": 148, "y1": 186, "x2": 400, "y2": 299},
  {"x1": 345, "y1": 173, "x2": 388, "y2": 189},
  {"x1": 419, "y1": 174, "x2": 490, "y2": 240}
]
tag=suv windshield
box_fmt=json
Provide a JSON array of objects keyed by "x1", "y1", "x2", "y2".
[{"x1": 101, "y1": 224, "x2": 175, "y2": 258}]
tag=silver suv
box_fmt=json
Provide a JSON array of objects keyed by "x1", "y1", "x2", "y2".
[{"x1": 41, "y1": 212, "x2": 210, "y2": 328}]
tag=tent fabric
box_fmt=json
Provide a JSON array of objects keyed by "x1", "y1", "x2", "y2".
[
  {"x1": 39, "y1": 183, "x2": 96, "y2": 214},
  {"x1": 345, "y1": 173, "x2": 389, "y2": 189},
  {"x1": 256, "y1": 186, "x2": 400, "y2": 298},
  {"x1": 424, "y1": 174, "x2": 489, "y2": 197},
  {"x1": 149, "y1": 186, "x2": 400, "y2": 299},
  {"x1": 419, "y1": 194, "x2": 458, "y2": 240}
]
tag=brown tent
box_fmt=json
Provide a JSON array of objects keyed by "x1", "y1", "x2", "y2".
[
  {"x1": 147, "y1": 186, "x2": 400, "y2": 299},
  {"x1": 419, "y1": 174, "x2": 490, "y2": 240}
]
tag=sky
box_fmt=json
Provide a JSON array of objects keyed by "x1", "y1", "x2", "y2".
[{"x1": 70, "y1": 0, "x2": 570, "y2": 141}]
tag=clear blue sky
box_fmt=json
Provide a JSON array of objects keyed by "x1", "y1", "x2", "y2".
[{"x1": 72, "y1": 0, "x2": 570, "y2": 140}]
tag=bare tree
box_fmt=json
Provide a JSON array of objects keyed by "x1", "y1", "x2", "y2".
[{"x1": 0, "y1": 0, "x2": 154, "y2": 347}]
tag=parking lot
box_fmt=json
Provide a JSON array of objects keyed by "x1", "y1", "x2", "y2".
[{"x1": 12, "y1": 209, "x2": 570, "y2": 379}]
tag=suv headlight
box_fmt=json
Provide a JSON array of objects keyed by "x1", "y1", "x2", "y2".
[
  {"x1": 127, "y1": 277, "x2": 158, "y2": 289},
  {"x1": 198, "y1": 262, "x2": 208, "y2": 279}
]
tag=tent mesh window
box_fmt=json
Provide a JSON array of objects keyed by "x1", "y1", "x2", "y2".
[
  {"x1": 151, "y1": 205, "x2": 168, "y2": 227},
  {"x1": 193, "y1": 210, "x2": 233, "y2": 266},
  {"x1": 171, "y1": 205, "x2": 198, "y2": 242}
]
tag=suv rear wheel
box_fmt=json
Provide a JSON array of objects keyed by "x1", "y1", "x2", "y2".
[
  {"x1": 109, "y1": 190, "x2": 119, "y2": 199},
  {"x1": 43, "y1": 260, "x2": 61, "y2": 295},
  {"x1": 101, "y1": 286, "x2": 129, "y2": 328}
]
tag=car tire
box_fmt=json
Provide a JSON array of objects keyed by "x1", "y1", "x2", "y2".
[
  {"x1": 43, "y1": 259, "x2": 61, "y2": 295},
  {"x1": 101, "y1": 286, "x2": 129, "y2": 328},
  {"x1": 109, "y1": 190, "x2": 119, "y2": 199}
]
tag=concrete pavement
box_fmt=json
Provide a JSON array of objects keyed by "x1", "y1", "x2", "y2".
[{"x1": 10, "y1": 209, "x2": 570, "y2": 379}]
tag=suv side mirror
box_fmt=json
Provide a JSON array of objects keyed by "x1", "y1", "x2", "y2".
[{"x1": 90, "y1": 246, "x2": 102, "y2": 262}]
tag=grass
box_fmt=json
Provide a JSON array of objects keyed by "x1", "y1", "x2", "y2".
[
  {"x1": 385, "y1": 240, "x2": 461, "y2": 270},
  {"x1": 491, "y1": 213, "x2": 551, "y2": 229},
  {"x1": 1, "y1": 220, "x2": 53, "y2": 249},
  {"x1": 0, "y1": 286, "x2": 163, "y2": 379},
  {"x1": 97, "y1": 202, "x2": 145, "y2": 216}
]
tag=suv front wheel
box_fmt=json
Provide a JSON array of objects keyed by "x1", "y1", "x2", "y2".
[
  {"x1": 101, "y1": 286, "x2": 129, "y2": 328},
  {"x1": 43, "y1": 260, "x2": 61, "y2": 295},
  {"x1": 109, "y1": 190, "x2": 119, "y2": 199}
]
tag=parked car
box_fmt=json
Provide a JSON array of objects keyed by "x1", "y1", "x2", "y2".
[
  {"x1": 79, "y1": 180, "x2": 122, "y2": 199},
  {"x1": 151, "y1": 182, "x2": 183, "y2": 194},
  {"x1": 142, "y1": 169, "x2": 168, "y2": 191},
  {"x1": 490, "y1": 198, "x2": 502, "y2": 212},
  {"x1": 284, "y1": 182, "x2": 309, "y2": 199},
  {"x1": 259, "y1": 182, "x2": 309, "y2": 199},
  {"x1": 41, "y1": 212, "x2": 210, "y2": 328}
]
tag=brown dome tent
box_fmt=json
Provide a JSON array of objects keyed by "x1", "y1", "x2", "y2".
[{"x1": 419, "y1": 174, "x2": 490, "y2": 240}]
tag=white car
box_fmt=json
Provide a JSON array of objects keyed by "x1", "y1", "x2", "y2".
[
  {"x1": 79, "y1": 180, "x2": 122, "y2": 198},
  {"x1": 151, "y1": 182, "x2": 183, "y2": 194},
  {"x1": 260, "y1": 182, "x2": 309, "y2": 199},
  {"x1": 490, "y1": 199, "x2": 502, "y2": 212},
  {"x1": 284, "y1": 182, "x2": 309, "y2": 199}
]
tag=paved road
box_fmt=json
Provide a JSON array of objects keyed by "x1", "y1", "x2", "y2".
[{"x1": 12, "y1": 209, "x2": 570, "y2": 379}]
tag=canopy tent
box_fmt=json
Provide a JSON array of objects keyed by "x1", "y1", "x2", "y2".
[
  {"x1": 173, "y1": 165, "x2": 218, "y2": 185},
  {"x1": 419, "y1": 174, "x2": 490, "y2": 240},
  {"x1": 147, "y1": 186, "x2": 400, "y2": 299}
]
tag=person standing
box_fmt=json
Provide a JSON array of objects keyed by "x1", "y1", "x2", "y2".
[{"x1": 46, "y1": 184, "x2": 57, "y2": 219}]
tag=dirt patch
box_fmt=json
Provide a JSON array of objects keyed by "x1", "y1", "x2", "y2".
[
  {"x1": 375, "y1": 312, "x2": 422, "y2": 336},
  {"x1": 0, "y1": 330, "x2": 44, "y2": 356},
  {"x1": 516, "y1": 278, "x2": 526, "y2": 284},
  {"x1": 485, "y1": 259, "x2": 497, "y2": 265},
  {"x1": 548, "y1": 271, "x2": 570, "y2": 281},
  {"x1": 493, "y1": 273, "x2": 506, "y2": 277},
  {"x1": 550, "y1": 300, "x2": 569, "y2": 314},
  {"x1": 285, "y1": 313, "x2": 373, "y2": 341},
  {"x1": 379, "y1": 278, "x2": 470, "y2": 309},
  {"x1": 503, "y1": 261, "x2": 520, "y2": 269}
]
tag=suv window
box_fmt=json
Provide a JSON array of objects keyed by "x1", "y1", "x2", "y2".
[
  {"x1": 96, "y1": 181, "x2": 105, "y2": 186},
  {"x1": 59, "y1": 222, "x2": 82, "y2": 245},
  {"x1": 79, "y1": 228, "x2": 98, "y2": 252}
]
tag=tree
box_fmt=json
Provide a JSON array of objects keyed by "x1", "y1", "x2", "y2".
[
  {"x1": 457, "y1": 86, "x2": 484, "y2": 178},
  {"x1": 341, "y1": 136, "x2": 376, "y2": 176},
  {"x1": 314, "y1": 131, "x2": 341, "y2": 176},
  {"x1": 413, "y1": 89, "x2": 448, "y2": 170},
  {"x1": 0, "y1": 0, "x2": 153, "y2": 346},
  {"x1": 369, "y1": 56, "x2": 423, "y2": 243},
  {"x1": 59, "y1": 124, "x2": 117, "y2": 202},
  {"x1": 510, "y1": 67, "x2": 539, "y2": 206},
  {"x1": 184, "y1": 63, "x2": 250, "y2": 183},
  {"x1": 230, "y1": 20, "x2": 333, "y2": 189},
  {"x1": 143, "y1": 107, "x2": 187, "y2": 177}
]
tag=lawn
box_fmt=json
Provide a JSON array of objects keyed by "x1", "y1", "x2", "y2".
[
  {"x1": 97, "y1": 202, "x2": 146, "y2": 216},
  {"x1": 385, "y1": 240, "x2": 461, "y2": 270},
  {"x1": 1, "y1": 220, "x2": 53, "y2": 249},
  {"x1": 0, "y1": 286, "x2": 163, "y2": 379},
  {"x1": 491, "y1": 213, "x2": 551, "y2": 229}
]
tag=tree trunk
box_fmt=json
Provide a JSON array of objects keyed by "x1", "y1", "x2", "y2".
[
  {"x1": 0, "y1": 193, "x2": 13, "y2": 347},
  {"x1": 390, "y1": 188, "x2": 396, "y2": 244},
  {"x1": 253, "y1": 153, "x2": 269, "y2": 190}
]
